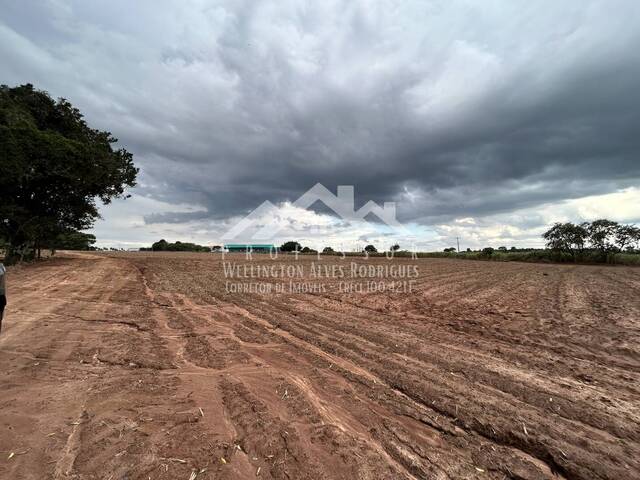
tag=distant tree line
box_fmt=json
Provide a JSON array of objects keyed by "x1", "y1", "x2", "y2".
[
  {"x1": 129, "y1": 221, "x2": 640, "y2": 263},
  {"x1": 279, "y1": 241, "x2": 401, "y2": 255},
  {"x1": 121, "y1": 220, "x2": 640, "y2": 264},
  {"x1": 141, "y1": 239, "x2": 211, "y2": 252},
  {"x1": 543, "y1": 219, "x2": 640, "y2": 260},
  {"x1": 434, "y1": 219, "x2": 640, "y2": 265}
]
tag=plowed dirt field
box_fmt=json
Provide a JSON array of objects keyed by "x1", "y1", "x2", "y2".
[{"x1": 1, "y1": 252, "x2": 638, "y2": 479}]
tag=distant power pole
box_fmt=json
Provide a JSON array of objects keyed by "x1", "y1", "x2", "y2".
[{"x1": 456, "y1": 237, "x2": 460, "y2": 253}]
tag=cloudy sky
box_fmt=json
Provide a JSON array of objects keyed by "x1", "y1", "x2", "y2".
[{"x1": 2, "y1": 0, "x2": 640, "y2": 250}]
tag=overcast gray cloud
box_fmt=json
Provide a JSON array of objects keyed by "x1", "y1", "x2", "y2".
[{"x1": 2, "y1": 0, "x2": 640, "y2": 246}]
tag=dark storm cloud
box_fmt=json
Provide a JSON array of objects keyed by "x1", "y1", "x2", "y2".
[{"x1": 2, "y1": 0, "x2": 639, "y2": 228}]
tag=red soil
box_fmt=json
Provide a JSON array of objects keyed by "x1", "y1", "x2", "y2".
[{"x1": 1, "y1": 252, "x2": 638, "y2": 479}]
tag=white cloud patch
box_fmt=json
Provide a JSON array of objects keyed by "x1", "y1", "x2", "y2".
[
  {"x1": 93, "y1": 187, "x2": 640, "y2": 251},
  {"x1": 90, "y1": 194, "x2": 207, "y2": 248},
  {"x1": 434, "y1": 187, "x2": 640, "y2": 250}
]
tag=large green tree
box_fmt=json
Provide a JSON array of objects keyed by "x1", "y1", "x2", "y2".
[
  {"x1": 0, "y1": 84, "x2": 138, "y2": 263},
  {"x1": 542, "y1": 222, "x2": 588, "y2": 258},
  {"x1": 588, "y1": 219, "x2": 619, "y2": 254}
]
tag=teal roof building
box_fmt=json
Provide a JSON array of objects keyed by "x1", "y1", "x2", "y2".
[{"x1": 224, "y1": 244, "x2": 277, "y2": 253}]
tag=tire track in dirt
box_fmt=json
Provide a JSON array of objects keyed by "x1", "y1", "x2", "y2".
[
  {"x1": 236, "y1": 299, "x2": 570, "y2": 478},
  {"x1": 146, "y1": 271, "x2": 422, "y2": 479},
  {"x1": 166, "y1": 295, "x2": 429, "y2": 479},
  {"x1": 261, "y1": 294, "x2": 638, "y2": 443},
  {"x1": 168, "y1": 295, "x2": 556, "y2": 479},
  {"x1": 4, "y1": 252, "x2": 638, "y2": 480},
  {"x1": 128, "y1": 253, "x2": 640, "y2": 479}
]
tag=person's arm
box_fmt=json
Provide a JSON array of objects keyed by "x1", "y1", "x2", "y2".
[{"x1": 0, "y1": 264, "x2": 5, "y2": 297}]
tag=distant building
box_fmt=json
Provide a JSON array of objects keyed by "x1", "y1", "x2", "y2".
[{"x1": 224, "y1": 244, "x2": 277, "y2": 253}]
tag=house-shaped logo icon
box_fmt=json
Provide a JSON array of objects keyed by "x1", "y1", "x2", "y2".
[{"x1": 222, "y1": 183, "x2": 406, "y2": 241}]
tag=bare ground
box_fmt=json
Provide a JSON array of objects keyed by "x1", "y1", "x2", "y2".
[{"x1": 0, "y1": 252, "x2": 638, "y2": 480}]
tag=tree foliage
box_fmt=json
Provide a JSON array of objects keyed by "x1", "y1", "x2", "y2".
[
  {"x1": 588, "y1": 219, "x2": 619, "y2": 254},
  {"x1": 542, "y1": 222, "x2": 588, "y2": 257},
  {"x1": 54, "y1": 230, "x2": 97, "y2": 251},
  {"x1": 150, "y1": 239, "x2": 210, "y2": 252},
  {"x1": 364, "y1": 244, "x2": 377, "y2": 253},
  {"x1": 280, "y1": 241, "x2": 302, "y2": 252},
  {"x1": 543, "y1": 219, "x2": 640, "y2": 258},
  {"x1": 0, "y1": 84, "x2": 138, "y2": 263},
  {"x1": 615, "y1": 225, "x2": 640, "y2": 251}
]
